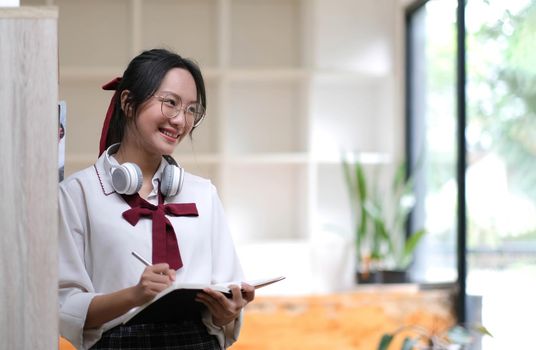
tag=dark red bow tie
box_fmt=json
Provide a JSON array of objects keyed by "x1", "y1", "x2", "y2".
[{"x1": 121, "y1": 192, "x2": 198, "y2": 270}]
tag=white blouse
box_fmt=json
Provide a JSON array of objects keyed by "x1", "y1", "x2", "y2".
[{"x1": 58, "y1": 153, "x2": 244, "y2": 349}]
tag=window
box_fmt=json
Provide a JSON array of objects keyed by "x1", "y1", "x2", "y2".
[
  {"x1": 406, "y1": 0, "x2": 458, "y2": 284},
  {"x1": 466, "y1": 1, "x2": 536, "y2": 348},
  {"x1": 407, "y1": 0, "x2": 536, "y2": 348}
]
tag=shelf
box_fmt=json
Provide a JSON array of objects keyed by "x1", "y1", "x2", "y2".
[
  {"x1": 313, "y1": 152, "x2": 392, "y2": 165},
  {"x1": 59, "y1": 66, "x2": 392, "y2": 84},
  {"x1": 64, "y1": 154, "x2": 228, "y2": 169},
  {"x1": 223, "y1": 153, "x2": 308, "y2": 164},
  {"x1": 59, "y1": 67, "x2": 308, "y2": 82},
  {"x1": 60, "y1": 66, "x2": 125, "y2": 82},
  {"x1": 176, "y1": 153, "x2": 311, "y2": 165},
  {"x1": 172, "y1": 153, "x2": 311, "y2": 165},
  {"x1": 60, "y1": 66, "x2": 390, "y2": 84},
  {"x1": 225, "y1": 68, "x2": 307, "y2": 81},
  {"x1": 313, "y1": 69, "x2": 392, "y2": 83},
  {"x1": 58, "y1": 66, "x2": 232, "y2": 83},
  {"x1": 66, "y1": 151, "x2": 391, "y2": 168},
  {"x1": 220, "y1": 152, "x2": 391, "y2": 165},
  {"x1": 174, "y1": 153, "x2": 312, "y2": 165},
  {"x1": 49, "y1": 0, "x2": 400, "y2": 283}
]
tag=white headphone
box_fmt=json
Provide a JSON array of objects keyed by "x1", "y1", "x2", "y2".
[{"x1": 104, "y1": 143, "x2": 184, "y2": 196}]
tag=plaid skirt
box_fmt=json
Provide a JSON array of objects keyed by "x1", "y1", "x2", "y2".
[{"x1": 90, "y1": 320, "x2": 220, "y2": 350}]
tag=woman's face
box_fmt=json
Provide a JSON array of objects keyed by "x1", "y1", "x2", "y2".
[{"x1": 124, "y1": 67, "x2": 198, "y2": 157}]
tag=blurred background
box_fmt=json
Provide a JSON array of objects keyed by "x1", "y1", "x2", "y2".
[{"x1": 17, "y1": 0, "x2": 536, "y2": 349}]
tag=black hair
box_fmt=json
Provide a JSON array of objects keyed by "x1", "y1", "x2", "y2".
[{"x1": 105, "y1": 48, "x2": 206, "y2": 149}]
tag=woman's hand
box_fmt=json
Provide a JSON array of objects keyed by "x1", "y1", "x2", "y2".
[
  {"x1": 85, "y1": 263, "x2": 176, "y2": 329},
  {"x1": 132, "y1": 263, "x2": 176, "y2": 306},
  {"x1": 195, "y1": 283, "x2": 255, "y2": 327}
]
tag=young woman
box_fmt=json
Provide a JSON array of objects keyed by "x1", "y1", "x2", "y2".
[{"x1": 58, "y1": 48, "x2": 254, "y2": 349}]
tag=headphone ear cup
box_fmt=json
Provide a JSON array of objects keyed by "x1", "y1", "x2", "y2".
[
  {"x1": 111, "y1": 162, "x2": 143, "y2": 195},
  {"x1": 161, "y1": 164, "x2": 184, "y2": 197}
]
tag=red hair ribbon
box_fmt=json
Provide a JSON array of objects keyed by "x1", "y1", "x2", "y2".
[{"x1": 99, "y1": 77, "x2": 122, "y2": 156}]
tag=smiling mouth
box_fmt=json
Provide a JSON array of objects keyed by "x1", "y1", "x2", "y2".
[{"x1": 160, "y1": 128, "x2": 179, "y2": 139}]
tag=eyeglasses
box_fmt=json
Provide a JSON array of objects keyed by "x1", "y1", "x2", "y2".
[{"x1": 154, "y1": 93, "x2": 205, "y2": 127}]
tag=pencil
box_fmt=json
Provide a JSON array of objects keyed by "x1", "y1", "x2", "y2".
[{"x1": 131, "y1": 251, "x2": 151, "y2": 266}]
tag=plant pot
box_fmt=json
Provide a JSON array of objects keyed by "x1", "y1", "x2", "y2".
[
  {"x1": 356, "y1": 270, "x2": 381, "y2": 284},
  {"x1": 377, "y1": 270, "x2": 408, "y2": 284}
]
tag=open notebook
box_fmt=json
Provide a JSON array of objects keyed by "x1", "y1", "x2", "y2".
[{"x1": 123, "y1": 276, "x2": 285, "y2": 325}]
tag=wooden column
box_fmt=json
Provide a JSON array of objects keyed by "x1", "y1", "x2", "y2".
[{"x1": 0, "y1": 7, "x2": 58, "y2": 350}]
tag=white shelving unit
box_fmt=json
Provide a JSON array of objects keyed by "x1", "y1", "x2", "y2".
[{"x1": 23, "y1": 0, "x2": 402, "y2": 294}]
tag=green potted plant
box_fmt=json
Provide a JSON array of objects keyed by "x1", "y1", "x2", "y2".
[
  {"x1": 377, "y1": 323, "x2": 492, "y2": 350},
  {"x1": 342, "y1": 157, "x2": 426, "y2": 283}
]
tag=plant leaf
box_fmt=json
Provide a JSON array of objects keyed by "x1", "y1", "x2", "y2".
[
  {"x1": 354, "y1": 161, "x2": 369, "y2": 247},
  {"x1": 355, "y1": 161, "x2": 368, "y2": 203},
  {"x1": 471, "y1": 324, "x2": 493, "y2": 337},
  {"x1": 447, "y1": 325, "x2": 472, "y2": 345},
  {"x1": 392, "y1": 161, "x2": 407, "y2": 195},
  {"x1": 401, "y1": 337, "x2": 417, "y2": 350},
  {"x1": 400, "y1": 229, "x2": 426, "y2": 268},
  {"x1": 377, "y1": 334, "x2": 394, "y2": 350},
  {"x1": 342, "y1": 158, "x2": 357, "y2": 204},
  {"x1": 363, "y1": 200, "x2": 390, "y2": 260},
  {"x1": 342, "y1": 157, "x2": 364, "y2": 260}
]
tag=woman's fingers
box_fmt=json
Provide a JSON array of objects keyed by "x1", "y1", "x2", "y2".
[
  {"x1": 195, "y1": 291, "x2": 220, "y2": 311},
  {"x1": 195, "y1": 284, "x2": 254, "y2": 327},
  {"x1": 240, "y1": 283, "x2": 255, "y2": 303},
  {"x1": 150, "y1": 263, "x2": 172, "y2": 276},
  {"x1": 229, "y1": 285, "x2": 243, "y2": 303},
  {"x1": 145, "y1": 263, "x2": 175, "y2": 283},
  {"x1": 134, "y1": 263, "x2": 175, "y2": 305},
  {"x1": 168, "y1": 268, "x2": 176, "y2": 281},
  {"x1": 196, "y1": 288, "x2": 229, "y2": 309}
]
